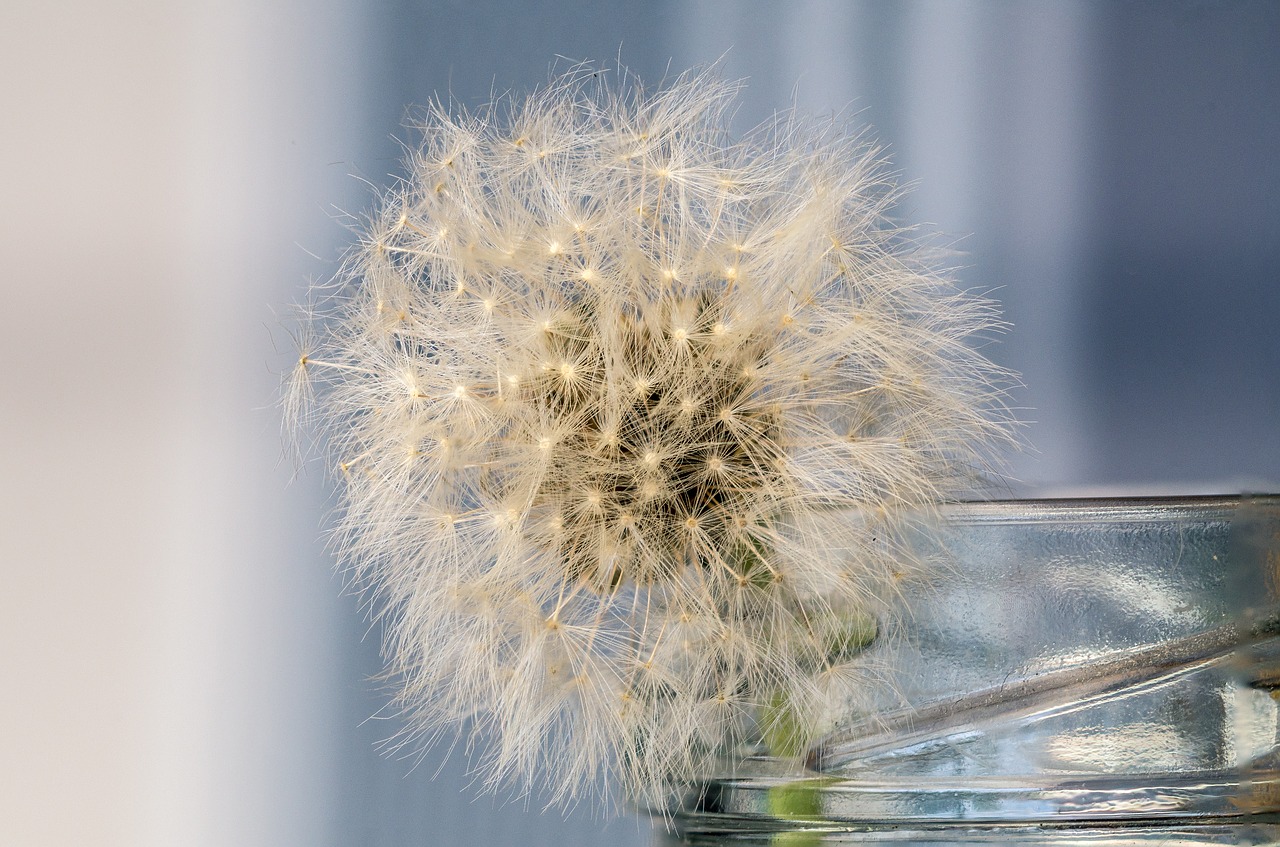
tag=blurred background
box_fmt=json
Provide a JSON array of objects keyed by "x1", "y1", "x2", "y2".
[{"x1": 2, "y1": 1, "x2": 1276, "y2": 845}]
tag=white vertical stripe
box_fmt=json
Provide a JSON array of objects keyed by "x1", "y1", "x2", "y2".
[
  {"x1": 0, "y1": 0, "x2": 377, "y2": 843},
  {"x1": 997, "y1": 2, "x2": 1092, "y2": 490},
  {"x1": 900, "y1": 2, "x2": 983, "y2": 234},
  {"x1": 173, "y1": 1, "x2": 375, "y2": 842},
  {"x1": 781, "y1": 0, "x2": 860, "y2": 116},
  {"x1": 897, "y1": 2, "x2": 1093, "y2": 491}
]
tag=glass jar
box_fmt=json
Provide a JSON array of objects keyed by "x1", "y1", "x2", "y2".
[{"x1": 655, "y1": 495, "x2": 1280, "y2": 845}]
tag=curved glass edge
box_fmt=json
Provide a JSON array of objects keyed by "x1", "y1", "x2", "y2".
[
  {"x1": 937, "y1": 493, "x2": 1280, "y2": 525},
  {"x1": 658, "y1": 818, "x2": 1280, "y2": 847}
]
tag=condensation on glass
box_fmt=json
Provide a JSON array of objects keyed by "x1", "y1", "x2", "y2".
[{"x1": 656, "y1": 495, "x2": 1280, "y2": 845}]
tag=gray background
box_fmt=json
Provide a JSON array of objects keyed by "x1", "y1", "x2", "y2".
[{"x1": 2, "y1": 1, "x2": 1277, "y2": 845}]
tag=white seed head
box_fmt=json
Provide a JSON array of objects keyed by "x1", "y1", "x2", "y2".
[{"x1": 289, "y1": 64, "x2": 1014, "y2": 808}]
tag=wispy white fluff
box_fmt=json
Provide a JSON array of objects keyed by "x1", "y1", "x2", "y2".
[{"x1": 289, "y1": 64, "x2": 1013, "y2": 807}]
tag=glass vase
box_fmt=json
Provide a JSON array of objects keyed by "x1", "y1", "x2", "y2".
[{"x1": 654, "y1": 495, "x2": 1280, "y2": 845}]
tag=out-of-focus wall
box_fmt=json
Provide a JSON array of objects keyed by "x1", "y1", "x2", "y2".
[
  {"x1": 2, "y1": 1, "x2": 372, "y2": 844},
  {"x1": 3, "y1": 4, "x2": 208, "y2": 844},
  {"x1": 666, "y1": 0, "x2": 1279, "y2": 495},
  {"x1": 3, "y1": 2, "x2": 1276, "y2": 846}
]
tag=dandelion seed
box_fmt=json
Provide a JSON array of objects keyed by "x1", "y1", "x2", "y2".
[{"x1": 287, "y1": 63, "x2": 1014, "y2": 809}]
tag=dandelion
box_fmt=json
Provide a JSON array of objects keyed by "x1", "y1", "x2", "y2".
[{"x1": 289, "y1": 65, "x2": 1013, "y2": 807}]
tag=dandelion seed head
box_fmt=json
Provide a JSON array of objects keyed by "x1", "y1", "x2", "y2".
[{"x1": 290, "y1": 63, "x2": 1014, "y2": 808}]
